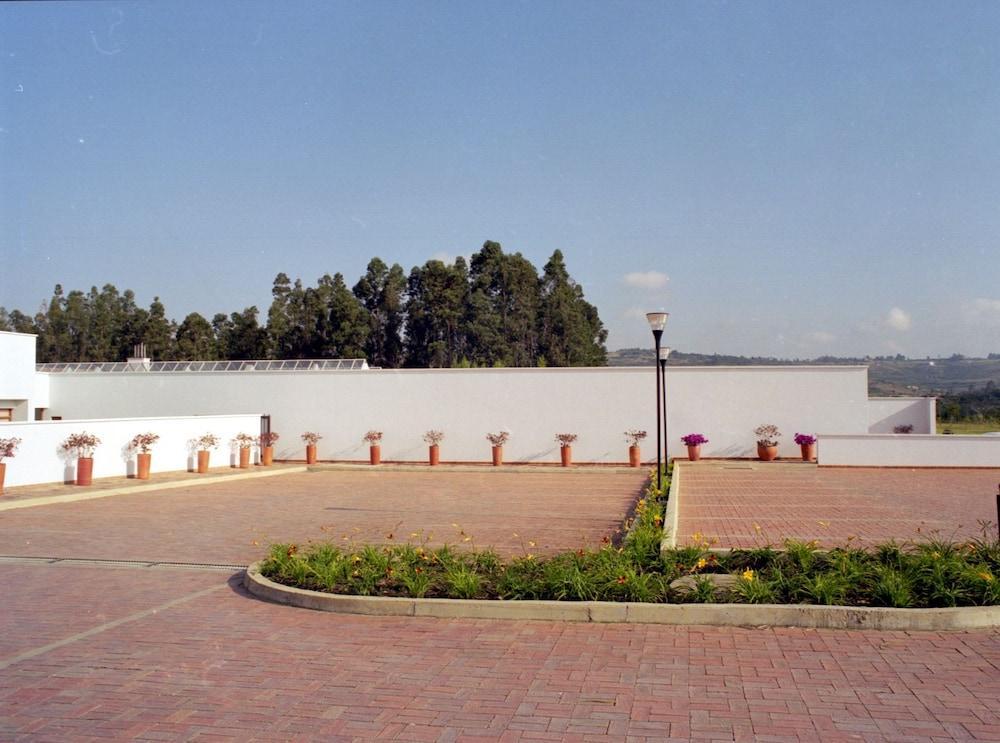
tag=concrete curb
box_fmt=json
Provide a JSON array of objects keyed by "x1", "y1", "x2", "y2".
[
  {"x1": 660, "y1": 462, "x2": 681, "y2": 552},
  {"x1": 243, "y1": 562, "x2": 1000, "y2": 631},
  {"x1": 0, "y1": 467, "x2": 309, "y2": 512}
]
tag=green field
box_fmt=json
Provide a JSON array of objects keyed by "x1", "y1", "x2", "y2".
[{"x1": 937, "y1": 421, "x2": 1000, "y2": 435}]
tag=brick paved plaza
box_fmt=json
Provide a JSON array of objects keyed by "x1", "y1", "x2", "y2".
[
  {"x1": 2, "y1": 468, "x2": 999, "y2": 741},
  {"x1": 676, "y1": 463, "x2": 1000, "y2": 549}
]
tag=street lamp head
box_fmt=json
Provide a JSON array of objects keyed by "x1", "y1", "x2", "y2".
[
  {"x1": 658, "y1": 346, "x2": 671, "y2": 361},
  {"x1": 645, "y1": 311, "x2": 669, "y2": 332}
]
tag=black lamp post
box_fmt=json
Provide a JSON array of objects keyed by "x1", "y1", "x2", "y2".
[
  {"x1": 646, "y1": 311, "x2": 668, "y2": 492},
  {"x1": 659, "y1": 346, "x2": 671, "y2": 470}
]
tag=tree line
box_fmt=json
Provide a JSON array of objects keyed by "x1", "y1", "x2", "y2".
[{"x1": 0, "y1": 242, "x2": 608, "y2": 368}]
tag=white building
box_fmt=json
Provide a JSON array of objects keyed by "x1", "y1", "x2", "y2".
[{"x1": 3, "y1": 330, "x2": 976, "y2": 487}]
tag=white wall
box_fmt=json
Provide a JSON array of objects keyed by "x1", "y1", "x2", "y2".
[
  {"x1": 819, "y1": 434, "x2": 1000, "y2": 468},
  {"x1": 0, "y1": 414, "x2": 262, "y2": 487},
  {"x1": 868, "y1": 397, "x2": 936, "y2": 434},
  {"x1": 0, "y1": 331, "x2": 38, "y2": 420},
  {"x1": 46, "y1": 366, "x2": 870, "y2": 463}
]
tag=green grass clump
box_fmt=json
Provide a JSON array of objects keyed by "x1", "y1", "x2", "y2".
[{"x1": 258, "y1": 464, "x2": 1000, "y2": 609}]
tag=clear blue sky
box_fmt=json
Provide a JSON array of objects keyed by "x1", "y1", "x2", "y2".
[{"x1": 3, "y1": 1, "x2": 999, "y2": 357}]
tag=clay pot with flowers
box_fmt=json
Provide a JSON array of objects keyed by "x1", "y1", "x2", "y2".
[
  {"x1": 754, "y1": 424, "x2": 781, "y2": 461},
  {"x1": 363, "y1": 430, "x2": 383, "y2": 465},
  {"x1": 259, "y1": 432, "x2": 279, "y2": 466},
  {"x1": 0, "y1": 437, "x2": 22, "y2": 494},
  {"x1": 555, "y1": 433, "x2": 577, "y2": 467},
  {"x1": 62, "y1": 431, "x2": 101, "y2": 485},
  {"x1": 233, "y1": 433, "x2": 256, "y2": 468},
  {"x1": 423, "y1": 430, "x2": 444, "y2": 466},
  {"x1": 625, "y1": 429, "x2": 646, "y2": 467},
  {"x1": 301, "y1": 432, "x2": 322, "y2": 464},
  {"x1": 794, "y1": 433, "x2": 817, "y2": 461},
  {"x1": 129, "y1": 432, "x2": 160, "y2": 480},
  {"x1": 486, "y1": 431, "x2": 509, "y2": 466},
  {"x1": 680, "y1": 433, "x2": 708, "y2": 462},
  {"x1": 196, "y1": 433, "x2": 219, "y2": 473}
]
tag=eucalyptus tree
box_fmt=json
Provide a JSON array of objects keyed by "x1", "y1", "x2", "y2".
[{"x1": 353, "y1": 257, "x2": 407, "y2": 368}]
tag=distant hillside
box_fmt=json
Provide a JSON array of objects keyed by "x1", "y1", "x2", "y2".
[{"x1": 608, "y1": 348, "x2": 1000, "y2": 396}]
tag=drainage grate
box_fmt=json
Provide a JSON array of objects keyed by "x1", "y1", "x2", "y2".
[{"x1": 0, "y1": 555, "x2": 246, "y2": 572}]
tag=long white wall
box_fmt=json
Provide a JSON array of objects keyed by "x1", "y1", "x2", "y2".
[
  {"x1": 0, "y1": 414, "x2": 262, "y2": 487},
  {"x1": 868, "y1": 396, "x2": 936, "y2": 434},
  {"x1": 45, "y1": 366, "x2": 870, "y2": 464},
  {"x1": 819, "y1": 434, "x2": 1000, "y2": 468}
]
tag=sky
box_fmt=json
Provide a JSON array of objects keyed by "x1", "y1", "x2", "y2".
[{"x1": 2, "y1": 1, "x2": 999, "y2": 358}]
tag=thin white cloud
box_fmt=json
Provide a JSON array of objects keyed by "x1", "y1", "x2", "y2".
[
  {"x1": 623, "y1": 271, "x2": 669, "y2": 290},
  {"x1": 624, "y1": 307, "x2": 648, "y2": 320},
  {"x1": 962, "y1": 298, "x2": 1000, "y2": 326},
  {"x1": 886, "y1": 307, "x2": 911, "y2": 332},
  {"x1": 804, "y1": 330, "x2": 836, "y2": 344},
  {"x1": 431, "y1": 251, "x2": 454, "y2": 264}
]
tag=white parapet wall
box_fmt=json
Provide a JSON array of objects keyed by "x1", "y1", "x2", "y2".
[
  {"x1": 44, "y1": 366, "x2": 870, "y2": 464},
  {"x1": 818, "y1": 434, "x2": 1000, "y2": 468},
  {"x1": 868, "y1": 397, "x2": 936, "y2": 434},
  {"x1": 0, "y1": 414, "x2": 262, "y2": 488}
]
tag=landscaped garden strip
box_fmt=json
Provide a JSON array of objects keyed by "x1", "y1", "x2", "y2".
[{"x1": 259, "y1": 466, "x2": 1000, "y2": 609}]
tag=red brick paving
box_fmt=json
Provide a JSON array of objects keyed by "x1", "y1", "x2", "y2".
[
  {"x1": 0, "y1": 470, "x2": 646, "y2": 563},
  {"x1": 1, "y1": 563, "x2": 998, "y2": 741},
  {"x1": 677, "y1": 463, "x2": 1000, "y2": 549},
  {"x1": 3, "y1": 468, "x2": 1000, "y2": 741}
]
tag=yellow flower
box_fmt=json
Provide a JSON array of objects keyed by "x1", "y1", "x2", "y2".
[
  {"x1": 932, "y1": 551, "x2": 941, "y2": 560},
  {"x1": 741, "y1": 569, "x2": 756, "y2": 582},
  {"x1": 695, "y1": 558, "x2": 707, "y2": 570},
  {"x1": 525, "y1": 554, "x2": 535, "y2": 561},
  {"x1": 462, "y1": 536, "x2": 472, "y2": 542},
  {"x1": 978, "y1": 571, "x2": 994, "y2": 583}
]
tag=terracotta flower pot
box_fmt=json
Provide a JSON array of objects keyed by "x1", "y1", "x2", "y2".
[
  {"x1": 757, "y1": 444, "x2": 778, "y2": 462},
  {"x1": 370, "y1": 445, "x2": 381, "y2": 465},
  {"x1": 800, "y1": 443, "x2": 816, "y2": 462},
  {"x1": 137, "y1": 452, "x2": 151, "y2": 480},
  {"x1": 261, "y1": 446, "x2": 273, "y2": 466},
  {"x1": 628, "y1": 445, "x2": 641, "y2": 468},
  {"x1": 197, "y1": 450, "x2": 210, "y2": 473},
  {"x1": 429, "y1": 444, "x2": 440, "y2": 466},
  {"x1": 687, "y1": 444, "x2": 702, "y2": 462},
  {"x1": 560, "y1": 446, "x2": 572, "y2": 467},
  {"x1": 491, "y1": 445, "x2": 503, "y2": 466},
  {"x1": 77, "y1": 457, "x2": 94, "y2": 486},
  {"x1": 0, "y1": 462, "x2": 6, "y2": 494},
  {"x1": 306, "y1": 444, "x2": 317, "y2": 465},
  {"x1": 239, "y1": 447, "x2": 251, "y2": 469}
]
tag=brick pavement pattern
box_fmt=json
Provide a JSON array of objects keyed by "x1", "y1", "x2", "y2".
[
  {"x1": 676, "y1": 463, "x2": 1000, "y2": 549},
  {"x1": 0, "y1": 470, "x2": 646, "y2": 564},
  {"x1": 1, "y1": 563, "x2": 999, "y2": 742},
  {"x1": 3, "y1": 467, "x2": 1000, "y2": 741}
]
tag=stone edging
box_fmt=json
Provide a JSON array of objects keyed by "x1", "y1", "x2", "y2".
[
  {"x1": 660, "y1": 462, "x2": 681, "y2": 552},
  {"x1": 0, "y1": 467, "x2": 308, "y2": 512},
  {"x1": 243, "y1": 562, "x2": 1000, "y2": 631}
]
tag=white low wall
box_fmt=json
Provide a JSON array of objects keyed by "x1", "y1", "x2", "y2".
[
  {"x1": 818, "y1": 434, "x2": 1000, "y2": 468},
  {"x1": 45, "y1": 366, "x2": 870, "y2": 464},
  {"x1": 868, "y1": 397, "x2": 936, "y2": 434},
  {"x1": 0, "y1": 414, "x2": 263, "y2": 488}
]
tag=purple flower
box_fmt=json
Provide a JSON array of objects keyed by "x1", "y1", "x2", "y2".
[
  {"x1": 681, "y1": 433, "x2": 708, "y2": 446},
  {"x1": 794, "y1": 433, "x2": 817, "y2": 445}
]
